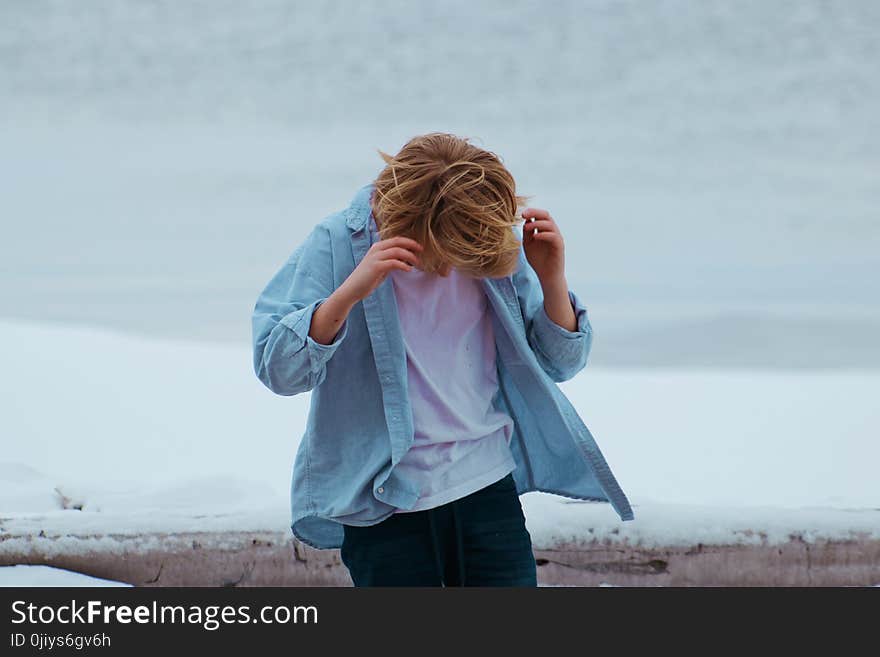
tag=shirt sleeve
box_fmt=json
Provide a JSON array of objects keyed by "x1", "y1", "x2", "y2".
[{"x1": 252, "y1": 225, "x2": 349, "y2": 396}]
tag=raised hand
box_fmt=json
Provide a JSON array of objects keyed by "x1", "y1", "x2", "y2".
[
  {"x1": 341, "y1": 236, "x2": 424, "y2": 302},
  {"x1": 521, "y1": 208, "x2": 565, "y2": 287}
]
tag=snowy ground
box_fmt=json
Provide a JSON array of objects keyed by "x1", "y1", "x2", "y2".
[
  {"x1": 1, "y1": 318, "x2": 878, "y2": 561},
  {"x1": 0, "y1": 565, "x2": 129, "y2": 587}
]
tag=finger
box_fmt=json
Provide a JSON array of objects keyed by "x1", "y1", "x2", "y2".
[
  {"x1": 379, "y1": 258, "x2": 414, "y2": 273},
  {"x1": 379, "y1": 246, "x2": 421, "y2": 266},
  {"x1": 520, "y1": 208, "x2": 553, "y2": 221},
  {"x1": 522, "y1": 219, "x2": 556, "y2": 242},
  {"x1": 378, "y1": 236, "x2": 424, "y2": 252},
  {"x1": 521, "y1": 218, "x2": 557, "y2": 234},
  {"x1": 530, "y1": 231, "x2": 564, "y2": 245}
]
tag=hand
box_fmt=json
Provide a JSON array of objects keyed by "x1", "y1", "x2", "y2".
[
  {"x1": 521, "y1": 208, "x2": 577, "y2": 332},
  {"x1": 339, "y1": 236, "x2": 423, "y2": 303},
  {"x1": 521, "y1": 208, "x2": 566, "y2": 286}
]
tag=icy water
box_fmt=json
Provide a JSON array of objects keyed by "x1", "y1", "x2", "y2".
[{"x1": 1, "y1": 0, "x2": 878, "y2": 367}]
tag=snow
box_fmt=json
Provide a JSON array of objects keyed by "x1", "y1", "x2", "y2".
[
  {"x1": 0, "y1": 565, "x2": 129, "y2": 587},
  {"x1": 1, "y1": 319, "x2": 878, "y2": 556}
]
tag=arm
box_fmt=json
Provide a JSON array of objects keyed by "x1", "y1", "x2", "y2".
[
  {"x1": 308, "y1": 285, "x2": 358, "y2": 345},
  {"x1": 512, "y1": 246, "x2": 593, "y2": 382},
  {"x1": 513, "y1": 210, "x2": 593, "y2": 382},
  {"x1": 251, "y1": 225, "x2": 350, "y2": 396},
  {"x1": 251, "y1": 226, "x2": 424, "y2": 396}
]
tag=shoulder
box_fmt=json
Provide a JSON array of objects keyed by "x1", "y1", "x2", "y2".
[
  {"x1": 310, "y1": 182, "x2": 372, "y2": 245},
  {"x1": 317, "y1": 210, "x2": 351, "y2": 243},
  {"x1": 284, "y1": 185, "x2": 366, "y2": 271},
  {"x1": 286, "y1": 210, "x2": 348, "y2": 262}
]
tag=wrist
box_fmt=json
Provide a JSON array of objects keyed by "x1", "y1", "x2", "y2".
[
  {"x1": 335, "y1": 279, "x2": 363, "y2": 307},
  {"x1": 539, "y1": 273, "x2": 568, "y2": 296}
]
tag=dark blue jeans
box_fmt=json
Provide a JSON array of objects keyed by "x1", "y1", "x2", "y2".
[{"x1": 340, "y1": 472, "x2": 538, "y2": 587}]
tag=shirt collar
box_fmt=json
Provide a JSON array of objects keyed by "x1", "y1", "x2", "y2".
[{"x1": 345, "y1": 182, "x2": 375, "y2": 233}]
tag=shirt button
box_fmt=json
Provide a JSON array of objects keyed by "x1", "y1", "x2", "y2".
[{"x1": 377, "y1": 487, "x2": 385, "y2": 494}]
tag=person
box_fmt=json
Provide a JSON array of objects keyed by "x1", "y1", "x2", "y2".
[{"x1": 251, "y1": 132, "x2": 634, "y2": 587}]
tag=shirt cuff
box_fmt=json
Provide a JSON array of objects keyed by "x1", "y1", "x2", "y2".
[
  {"x1": 279, "y1": 297, "x2": 349, "y2": 374},
  {"x1": 533, "y1": 289, "x2": 591, "y2": 342}
]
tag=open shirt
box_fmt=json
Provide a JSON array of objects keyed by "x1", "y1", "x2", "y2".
[{"x1": 251, "y1": 182, "x2": 634, "y2": 549}]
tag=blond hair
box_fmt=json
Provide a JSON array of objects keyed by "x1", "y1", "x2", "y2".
[{"x1": 370, "y1": 132, "x2": 530, "y2": 278}]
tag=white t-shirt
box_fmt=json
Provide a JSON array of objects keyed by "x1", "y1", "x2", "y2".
[{"x1": 373, "y1": 223, "x2": 516, "y2": 513}]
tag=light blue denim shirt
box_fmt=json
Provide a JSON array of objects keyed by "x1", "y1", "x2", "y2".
[{"x1": 252, "y1": 182, "x2": 634, "y2": 549}]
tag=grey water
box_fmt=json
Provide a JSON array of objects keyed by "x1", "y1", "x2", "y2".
[{"x1": 1, "y1": 0, "x2": 878, "y2": 368}]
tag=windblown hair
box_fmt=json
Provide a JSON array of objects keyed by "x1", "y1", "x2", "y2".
[{"x1": 370, "y1": 132, "x2": 531, "y2": 278}]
